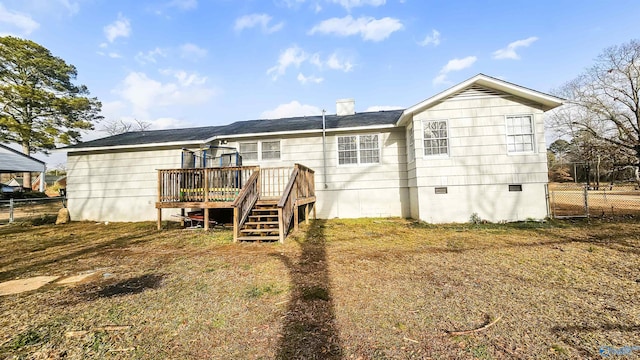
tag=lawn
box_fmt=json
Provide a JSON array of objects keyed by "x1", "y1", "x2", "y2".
[{"x1": 0, "y1": 218, "x2": 639, "y2": 359}]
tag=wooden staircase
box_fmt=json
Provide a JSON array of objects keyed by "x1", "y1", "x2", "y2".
[{"x1": 237, "y1": 201, "x2": 281, "y2": 241}]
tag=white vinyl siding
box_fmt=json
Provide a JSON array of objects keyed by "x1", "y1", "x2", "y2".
[
  {"x1": 407, "y1": 124, "x2": 415, "y2": 163},
  {"x1": 423, "y1": 120, "x2": 448, "y2": 156},
  {"x1": 506, "y1": 115, "x2": 534, "y2": 153},
  {"x1": 239, "y1": 142, "x2": 258, "y2": 160},
  {"x1": 337, "y1": 134, "x2": 380, "y2": 165},
  {"x1": 261, "y1": 140, "x2": 281, "y2": 160}
]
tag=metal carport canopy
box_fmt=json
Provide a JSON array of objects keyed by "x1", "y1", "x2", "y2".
[{"x1": 0, "y1": 144, "x2": 46, "y2": 191}]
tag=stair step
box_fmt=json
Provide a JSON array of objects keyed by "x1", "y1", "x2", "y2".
[
  {"x1": 252, "y1": 208, "x2": 278, "y2": 212},
  {"x1": 245, "y1": 221, "x2": 279, "y2": 226},
  {"x1": 237, "y1": 236, "x2": 280, "y2": 242},
  {"x1": 249, "y1": 214, "x2": 278, "y2": 219},
  {"x1": 241, "y1": 228, "x2": 280, "y2": 234}
]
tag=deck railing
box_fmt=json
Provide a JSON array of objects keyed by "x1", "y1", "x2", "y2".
[
  {"x1": 158, "y1": 166, "x2": 258, "y2": 203},
  {"x1": 277, "y1": 164, "x2": 316, "y2": 242},
  {"x1": 260, "y1": 167, "x2": 291, "y2": 199},
  {"x1": 157, "y1": 164, "x2": 315, "y2": 242},
  {"x1": 232, "y1": 170, "x2": 260, "y2": 242}
]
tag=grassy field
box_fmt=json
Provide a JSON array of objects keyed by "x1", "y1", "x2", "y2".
[{"x1": 0, "y1": 218, "x2": 639, "y2": 359}]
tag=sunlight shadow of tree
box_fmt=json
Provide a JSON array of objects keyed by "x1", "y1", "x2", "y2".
[{"x1": 274, "y1": 219, "x2": 342, "y2": 359}]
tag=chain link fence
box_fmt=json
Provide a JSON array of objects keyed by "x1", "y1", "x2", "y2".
[
  {"x1": 0, "y1": 197, "x2": 66, "y2": 225},
  {"x1": 549, "y1": 182, "x2": 640, "y2": 218}
]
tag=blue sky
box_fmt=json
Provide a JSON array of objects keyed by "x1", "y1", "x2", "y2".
[{"x1": 1, "y1": 0, "x2": 640, "y2": 167}]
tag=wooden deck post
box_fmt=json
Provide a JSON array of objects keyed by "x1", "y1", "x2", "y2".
[
  {"x1": 313, "y1": 203, "x2": 316, "y2": 219},
  {"x1": 278, "y1": 208, "x2": 285, "y2": 243},
  {"x1": 204, "y1": 208, "x2": 210, "y2": 231},
  {"x1": 233, "y1": 207, "x2": 239, "y2": 242},
  {"x1": 305, "y1": 203, "x2": 309, "y2": 225},
  {"x1": 157, "y1": 208, "x2": 162, "y2": 230},
  {"x1": 294, "y1": 203, "x2": 299, "y2": 231}
]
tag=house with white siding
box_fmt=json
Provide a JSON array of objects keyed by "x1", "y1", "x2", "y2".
[{"x1": 59, "y1": 74, "x2": 563, "y2": 240}]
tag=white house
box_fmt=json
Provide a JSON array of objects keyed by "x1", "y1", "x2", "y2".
[{"x1": 60, "y1": 74, "x2": 563, "y2": 226}]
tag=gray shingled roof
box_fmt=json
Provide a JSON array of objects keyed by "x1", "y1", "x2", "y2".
[{"x1": 63, "y1": 110, "x2": 404, "y2": 150}]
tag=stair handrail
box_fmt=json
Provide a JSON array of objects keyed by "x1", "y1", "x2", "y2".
[
  {"x1": 232, "y1": 169, "x2": 260, "y2": 242},
  {"x1": 276, "y1": 166, "x2": 300, "y2": 242}
]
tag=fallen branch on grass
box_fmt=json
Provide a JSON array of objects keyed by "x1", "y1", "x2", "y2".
[{"x1": 446, "y1": 315, "x2": 502, "y2": 336}]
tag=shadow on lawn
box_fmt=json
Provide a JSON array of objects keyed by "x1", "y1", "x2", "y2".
[
  {"x1": 0, "y1": 225, "x2": 155, "y2": 282},
  {"x1": 274, "y1": 219, "x2": 342, "y2": 359}
]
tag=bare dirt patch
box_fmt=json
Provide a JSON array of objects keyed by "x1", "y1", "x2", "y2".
[
  {"x1": 0, "y1": 276, "x2": 59, "y2": 296},
  {"x1": 0, "y1": 219, "x2": 639, "y2": 358}
]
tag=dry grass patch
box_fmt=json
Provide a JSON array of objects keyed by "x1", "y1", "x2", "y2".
[{"x1": 0, "y1": 218, "x2": 639, "y2": 359}]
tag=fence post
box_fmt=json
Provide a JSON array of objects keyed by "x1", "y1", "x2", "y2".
[
  {"x1": 9, "y1": 198, "x2": 14, "y2": 223},
  {"x1": 583, "y1": 185, "x2": 589, "y2": 218}
]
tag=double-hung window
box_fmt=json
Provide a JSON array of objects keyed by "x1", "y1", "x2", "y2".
[
  {"x1": 239, "y1": 142, "x2": 258, "y2": 160},
  {"x1": 506, "y1": 115, "x2": 534, "y2": 153},
  {"x1": 261, "y1": 140, "x2": 281, "y2": 160},
  {"x1": 239, "y1": 140, "x2": 281, "y2": 161},
  {"x1": 423, "y1": 120, "x2": 448, "y2": 156},
  {"x1": 337, "y1": 134, "x2": 380, "y2": 165}
]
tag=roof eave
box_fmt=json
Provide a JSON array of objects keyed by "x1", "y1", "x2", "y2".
[
  {"x1": 396, "y1": 74, "x2": 564, "y2": 126},
  {"x1": 57, "y1": 140, "x2": 209, "y2": 153}
]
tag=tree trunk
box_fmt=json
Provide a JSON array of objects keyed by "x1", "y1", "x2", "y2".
[{"x1": 22, "y1": 143, "x2": 31, "y2": 190}]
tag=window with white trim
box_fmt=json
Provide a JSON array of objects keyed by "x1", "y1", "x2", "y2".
[
  {"x1": 359, "y1": 134, "x2": 380, "y2": 164},
  {"x1": 506, "y1": 115, "x2": 534, "y2": 153},
  {"x1": 423, "y1": 120, "x2": 448, "y2": 156},
  {"x1": 239, "y1": 142, "x2": 258, "y2": 160},
  {"x1": 337, "y1": 134, "x2": 380, "y2": 165},
  {"x1": 261, "y1": 140, "x2": 281, "y2": 160}
]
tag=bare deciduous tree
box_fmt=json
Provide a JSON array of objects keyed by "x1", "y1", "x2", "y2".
[
  {"x1": 101, "y1": 118, "x2": 151, "y2": 135},
  {"x1": 551, "y1": 39, "x2": 640, "y2": 183}
]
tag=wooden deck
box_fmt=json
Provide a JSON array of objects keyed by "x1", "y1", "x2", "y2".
[{"x1": 155, "y1": 164, "x2": 315, "y2": 242}]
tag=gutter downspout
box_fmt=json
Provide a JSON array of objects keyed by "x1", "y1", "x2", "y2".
[{"x1": 322, "y1": 109, "x2": 328, "y2": 189}]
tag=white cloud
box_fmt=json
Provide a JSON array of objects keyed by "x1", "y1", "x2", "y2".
[
  {"x1": 329, "y1": 0, "x2": 385, "y2": 10},
  {"x1": 297, "y1": 72, "x2": 324, "y2": 84},
  {"x1": 492, "y1": 36, "x2": 538, "y2": 60},
  {"x1": 0, "y1": 3, "x2": 39, "y2": 35},
  {"x1": 260, "y1": 101, "x2": 321, "y2": 119},
  {"x1": 267, "y1": 46, "x2": 308, "y2": 80},
  {"x1": 180, "y1": 43, "x2": 207, "y2": 60},
  {"x1": 114, "y1": 71, "x2": 217, "y2": 118},
  {"x1": 309, "y1": 15, "x2": 403, "y2": 42},
  {"x1": 366, "y1": 105, "x2": 403, "y2": 112},
  {"x1": 104, "y1": 13, "x2": 131, "y2": 43},
  {"x1": 326, "y1": 53, "x2": 353, "y2": 72},
  {"x1": 160, "y1": 69, "x2": 208, "y2": 87},
  {"x1": 135, "y1": 47, "x2": 168, "y2": 64},
  {"x1": 99, "y1": 101, "x2": 189, "y2": 132},
  {"x1": 108, "y1": 52, "x2": 122, "y2": 59},
  {"x1": 432, "y1": 56, "x2": 477, "y2": 85},
  {"x1": 419, "y1": 29, "x2": 440, "y2": 47},
  {"x1": 149, "y1": 117, "x2": 189, "y2": 129},
  {"x1": 234, "y1": 13, "x2": 284, "y2": 34}
]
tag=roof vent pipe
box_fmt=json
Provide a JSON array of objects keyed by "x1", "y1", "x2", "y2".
[
  {"x1": 336, "y1": 98, "x2": 355, "y2": 116},
  {"x1": 322, "y1": 109, "x2": 328, "y2": 189}
]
